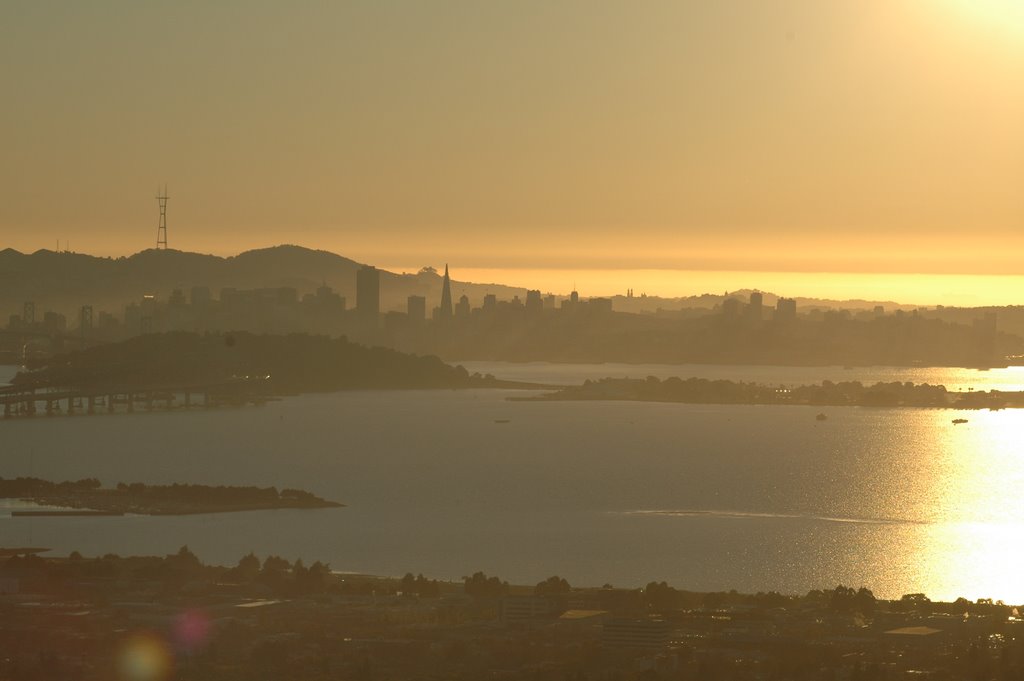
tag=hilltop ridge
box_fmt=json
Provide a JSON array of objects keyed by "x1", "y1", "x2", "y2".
[{"x1": 0, "y1": 245, "x2": 529, "y2": 318}]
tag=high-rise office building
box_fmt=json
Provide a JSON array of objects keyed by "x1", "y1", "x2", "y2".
[
  {"x1": 356, "y1": 265, "x2": 380, "y2": 319},
  {"x1": 525, "y1": 290, "x2": 542, "y2": 315},
  {"x1": 455, "y1": 294, "x2": 470, "y2": 318},
  {"x1": 775, "y1": 297, "x2": 797, "y2": 322},
  {"x1": 407, "y1": 295, "x2": 426, "y2": 323},
  {"x1": 747, "y1": 291, "x2": 763, "y2": 321}
]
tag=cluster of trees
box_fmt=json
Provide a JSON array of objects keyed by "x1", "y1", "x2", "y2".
[
  {"x1": 805, "y1": 585, "x2": 877, "y2": 614},
  {"x1": 1, "y1": 547, "x2": 336, "y2": 598},
  {"x1": 463, "y1": 571, "x2": 509, "y2": 599},
  {"x1": 535, "y1": 575, "x2": 571, "y2": 597},
  {"x1": 790, "y1": 380, "x2": 950, "y2": 407},
  {"x1": 110, "y1": 482, "x2": 333, "y2": 506},
  {"x1": 399, "y1": 572, "x2": 441, "y2": 597},
  {"x1": 222, "y1": 551, "x2": 333, "y2": 595},
  {"x1": 548, "y1": 376, "x2": 962, "y2": 409},
  {"x1": 0, "y1": 476, "x2": 101, "y2": 497}
]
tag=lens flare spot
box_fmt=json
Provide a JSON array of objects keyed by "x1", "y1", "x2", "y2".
[
  {"x1": 117, "y1": 633, "x2": 173, "y2": 681},
  {"x1": 174, "y1": 609, "x2": 211, "y2": 652}
]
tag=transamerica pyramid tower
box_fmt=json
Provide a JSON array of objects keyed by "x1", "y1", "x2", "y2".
[{"x1": 439, "y1": 264, "x2": 454, "y2": 319}]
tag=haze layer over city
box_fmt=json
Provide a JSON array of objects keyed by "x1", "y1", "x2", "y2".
[{"x1": 3, "y1": 2, "x2": 1024, "y2": 680}]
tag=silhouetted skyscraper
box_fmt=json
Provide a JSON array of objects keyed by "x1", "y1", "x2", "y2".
[
  {"x1": 525, "y1": 290, "x2": 542, "y2": 315},
  {"x1": 356, "y1": 265, "x2": 380, "y2": 319},
  {"x1": 79, "y1": 305, "x2": 93, "y2": 338},
  {"x1": 407, "y1": 295, "x2": 426, "y2": 323},
  {"x1": 455, "y1": 294, "x2": 470, "y2": 317},
  {"x1": 438, "y1": 264, "x2": 453, "y2": 319},
  {"x1": 775, "y1": 297, "x2": 796, "y2": 322},
  {"x1": 747, "y1": 291, "x2": 763, "y2": 321},
  {"x1": 721, "y1": 297, "x2": 741, "y2": 318}
]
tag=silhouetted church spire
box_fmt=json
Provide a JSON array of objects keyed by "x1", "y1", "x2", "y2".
[{"x1": 439, "y1": 264, "x2": 453, "y2": 318}]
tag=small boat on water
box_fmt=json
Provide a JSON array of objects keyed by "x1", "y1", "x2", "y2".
[
  {"x1": 952, "y1": 418, "x2": 968, "y2": 425},
  {"x1": 494, "y1": 419, "x2": 510, "y2": 424},
  {"x1": 815, "y1": 413, "x2": 828, "y2": 421}
]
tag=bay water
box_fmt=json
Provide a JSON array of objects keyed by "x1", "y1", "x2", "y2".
[{"x1": 2, "y1": 362, "x2": 1023, "y2": 601}]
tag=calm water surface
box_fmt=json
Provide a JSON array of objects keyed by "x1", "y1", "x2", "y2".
[{"x1": 2, "y1": 363, "x2": 1023, "y2": 601}]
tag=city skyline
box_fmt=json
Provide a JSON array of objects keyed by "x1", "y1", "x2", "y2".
[{"x1": 5, "y1": 239, "x2": 1024, "y2": 307}]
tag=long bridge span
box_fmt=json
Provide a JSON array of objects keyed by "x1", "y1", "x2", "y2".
[{"x1": 0, "y1": 379, "x2": 270, "y2": 420}]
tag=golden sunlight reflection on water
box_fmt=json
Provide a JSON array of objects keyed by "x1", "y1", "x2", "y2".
[{"x1": 903, "y1": 409, "x2": 1024, "y2": 602}]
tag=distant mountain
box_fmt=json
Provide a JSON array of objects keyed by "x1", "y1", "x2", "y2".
[{"x1": 0, "y1": 245, "x2": 529, "y2": 318}]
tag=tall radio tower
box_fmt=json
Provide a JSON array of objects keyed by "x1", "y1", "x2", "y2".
[{"x1": 156, "y1": 185, "x2": 169, "y2": 250}]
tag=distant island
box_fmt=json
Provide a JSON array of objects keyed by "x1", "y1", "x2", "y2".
[
  {"x1": 11, "y1": 331, "x2": 487, "y2": 392},
  {"x1": 519, "y1": 376, "x2": 1024, "y2": 410},
  {"x1": 0, "y1": 332, "x2": 546, "y2": 419},
  {"x1": 0, "y1": 476, "x2": 343, "y2": 515}
]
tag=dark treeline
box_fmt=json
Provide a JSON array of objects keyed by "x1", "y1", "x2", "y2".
[
  {"x1": 0, "y1": 476, "x2": 102, "y2": 497},
  {"x1": 3, "y1": 547, "x2": 337, "y2": 599},
  {"x1": 1, "y1": 548, "x2": 446, "y2": 602},
  {"x1": 532, "y1": 376, "x2": 1024, "y2": 409},
  {"x1": 5, "y1": 548, "x2": 1013, "y2": 619},
  {"x1": 12, "y1": 331, "x2": 481, "y2": 393}
]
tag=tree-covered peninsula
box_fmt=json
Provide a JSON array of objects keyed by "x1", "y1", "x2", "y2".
[{"x1": 12, "y1": 332, "x2": 500, "y2": 393}]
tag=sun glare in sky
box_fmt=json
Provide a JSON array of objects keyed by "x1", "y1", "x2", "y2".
[
  {"x1": 945, "y1": 0, "x2": 1024, "y2": 34},
  {"x1": 402, "y1": 267, "x2": 1024, "y2": 307},
  {"x1": 1, "y1": 1, "x2": 1021, "y2": 303}
]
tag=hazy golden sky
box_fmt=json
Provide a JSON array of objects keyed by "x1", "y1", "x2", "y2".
[{"x1": 2, "y1": 1, "x2": 1022, "y2": 276}]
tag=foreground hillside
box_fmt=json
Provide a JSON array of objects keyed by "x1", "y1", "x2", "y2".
[{"x1": 2, "y1": 548, "x2": 1020, "y2": 681}]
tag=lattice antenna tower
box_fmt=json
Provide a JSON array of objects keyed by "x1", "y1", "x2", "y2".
[{"x1": 156, "y1": 185, "x2": 169, "y2": 250}]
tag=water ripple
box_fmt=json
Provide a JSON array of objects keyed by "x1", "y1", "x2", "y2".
[{"x1": 620, "y1": 509, "x2": 933, "y2": 526}]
